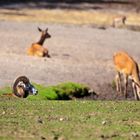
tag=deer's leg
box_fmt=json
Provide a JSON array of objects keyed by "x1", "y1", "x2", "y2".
[
  {"x1": 43, "y1": 48, "x2": 51, "y2": 58},
  {"x1": 115, "y1": 72, "x2": 122, "y2": 93},
  {"x1": 136, "y1": 86, "x2": 140, "y2": 100},
  {"x1": 132, "y1": 82, "x2": 139, "y2": 100},
  {"x1": 123, "y1": 74, "x2": 128, "y2": 98}
]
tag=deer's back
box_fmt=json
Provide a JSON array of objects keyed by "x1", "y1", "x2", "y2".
[
  {"x1": 27, "y1": 43, "x2": 47, "y2": 57},
  {"x1": 113, "y1": 52, "x2": 136, "y2": 76}
]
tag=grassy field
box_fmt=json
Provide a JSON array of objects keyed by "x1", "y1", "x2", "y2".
[
  {"x1": 0, "y1": 98, "x2": 140, "y2": 140},
  {"x1": 0, "y1": 83, "x2": 140, "y2": 140}
]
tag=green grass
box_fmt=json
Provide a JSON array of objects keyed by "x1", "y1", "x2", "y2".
[
  {"x1": 0, "y1": 82, "x2": 90, "y2": 100},
  {"x1": 29, "y1": 82, "x2": 89, "y2": 100},
  {"x1": 0, "y1": 86, "x2": 11, "y2": 95},
  {"x1": 0, "y1": 100, "x2": 140, "y2": 140},
  {"x1": 0, "y1": 83, "x2": 140, "y2": 140}
]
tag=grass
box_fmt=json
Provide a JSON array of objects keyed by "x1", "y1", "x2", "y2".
[
  {"x1": 29, "y1": 82, "x2": 90, "y2": 100},
  {"x1": 0, "y1": 83, "x2": 140, "y2": 139},
  {"x1": 0, "y1": 82, "x2": 139, "y2": 139},
  {"x1": 0, "y1": 8, "x2": 140, "y2": 27},
  {"x1": 0, "y1": 82, "x2": 90, "y2": 100},
  {"x1": 0, "y1": 86, "x2": 11, "y2": 95},
  {"x1": 0, "y1": 9, "x2": 109, "y2": 25},
  {"x1": 0, "y1": 100, "x2": 140, "y2": 140}
]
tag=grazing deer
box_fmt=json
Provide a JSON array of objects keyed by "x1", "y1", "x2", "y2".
[
  {"x1": 27, "y1": 27, "x2": 51, "y2": 57},
  {"x1": 113, "y1": 51, "x2": 140, "y2": 100},
  {"x1": 3, "y1": 76, "x2": 38, "y2": 98},
  {"x1": 112, "y1": 15, "x2": 126, "y2": 28}
]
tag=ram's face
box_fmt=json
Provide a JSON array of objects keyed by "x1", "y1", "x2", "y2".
[{"x1": 17, "y1": 81, "x2": 38, "y2": 95}]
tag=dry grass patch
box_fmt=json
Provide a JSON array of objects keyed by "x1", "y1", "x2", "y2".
[{"x1": 0, "y1": 8, "x2": 140, "y2": 26}]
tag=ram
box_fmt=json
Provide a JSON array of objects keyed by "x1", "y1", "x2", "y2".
[{"x1": 3, "y1": 76, "x2": 38, "y2": 98}]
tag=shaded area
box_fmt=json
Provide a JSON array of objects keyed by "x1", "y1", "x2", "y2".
[
  {"x1": 0, "y1": 0, "x2": 138, "y2": 4},
  {"x1": 0, "y1": 0, "x2": 132, "y2": 4},
  {"x1": 96, "y1": 82, "x2": 136, "y2": 100},
  {"x1": 0, "y1": 0, "x2": 138, "y2": 11}
]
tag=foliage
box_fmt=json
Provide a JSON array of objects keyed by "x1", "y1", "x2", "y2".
[
  {"x1": 0, "y1": 82, "x2": 90, "y2": 100},
  {"x1": 28, "y1": 82, "x2": 90, "y2": 100}
]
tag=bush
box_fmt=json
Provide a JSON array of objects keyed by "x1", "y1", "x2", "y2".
[
  {"x1": 28, "y1": 82, "x2": 90, "y2": 100},
  {"x1": 0, "y1": 82, "x2": 90, "y2": 100}
]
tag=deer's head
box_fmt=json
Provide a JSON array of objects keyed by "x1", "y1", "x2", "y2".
[{"x1": 38, "y1": 27, "x2": 51, "y2": 39}]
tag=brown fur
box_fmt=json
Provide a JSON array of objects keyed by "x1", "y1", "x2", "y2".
[
  {"x1": 113, "y1": 51, "x2": 140, "y2": 100},
  {"x1": 2, "y1": 76, "x2": 37, "y2": 98},
  {"x1": 27, "y1": 44, "x2": 49, "y2": 57}
]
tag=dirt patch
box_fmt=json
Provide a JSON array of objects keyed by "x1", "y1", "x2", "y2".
[
  {"x1": 1, "y1": 21, "x2": 140, "y2": 100},
  {"x1": 79, "y1": 80, "x2": 136, "y2": 100},
  {"x1": 95, "y1": 82, "x2": 135, "y2": 100}
]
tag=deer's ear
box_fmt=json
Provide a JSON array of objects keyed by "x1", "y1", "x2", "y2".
[
  {"x1": 38, "y1": 27, "x2": 42, "y2": 32},
  {"x1": 45, "y1": 28, "x2": 48, "y2": 31}
]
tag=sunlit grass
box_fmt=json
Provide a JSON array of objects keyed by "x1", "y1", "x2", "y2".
[
  {"x1": 0, "y1": 100, "x2": 140, "y2": 140},
  {"x1": 0, "y1": 8, "x2": 140, "y2": 26},
  {"x1": 0, "y1": 82, "x2": 90, "y2": 100}
]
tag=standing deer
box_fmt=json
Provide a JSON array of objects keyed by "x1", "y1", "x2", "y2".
[
  {"x1": 112, "y1": 15, "x2": 126, "y2": 28},
  {"x1": 27, "y1": 27, "x2": 51, "y2": 57},
  {"x1": 113, "y1": 51, "x2": 140, "y2": 100},
  {"x1": 3, "y1": 76, "x2": 38, "y2": 98}
]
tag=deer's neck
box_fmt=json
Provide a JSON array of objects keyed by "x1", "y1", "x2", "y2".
[{"x1": 37, "y1": 35, "x2": 46, "y2": 46}]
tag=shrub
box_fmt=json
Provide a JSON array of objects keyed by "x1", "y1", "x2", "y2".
[
  {"x1": 28, "y1": 82, "x2": 90, "y2": 100},
  {"x1": 0, "y1": 82, "x2": 91, "y2": 100}
]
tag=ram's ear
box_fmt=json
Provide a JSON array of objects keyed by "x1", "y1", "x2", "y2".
[{"x1": 38, "y1": 27, "x2": 42, "y2": 32}]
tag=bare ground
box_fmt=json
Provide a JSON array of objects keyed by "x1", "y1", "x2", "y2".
[{"x1": 0, "y1": 20, "x2": 140, "y2": 100}]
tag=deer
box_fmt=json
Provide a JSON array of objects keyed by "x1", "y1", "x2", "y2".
[
  {"x1": 112, "y1": 15, "x2": 126, "y2": 28},
  {"x1": 113, "y1": 51, "x2": 140, "y2": 100},
  {"x1": 27, "y1": 27, "x2": 51, "y2": 57},
  {"x1": 2, "y1": 76, "x2": 38, "y2": 98}
]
